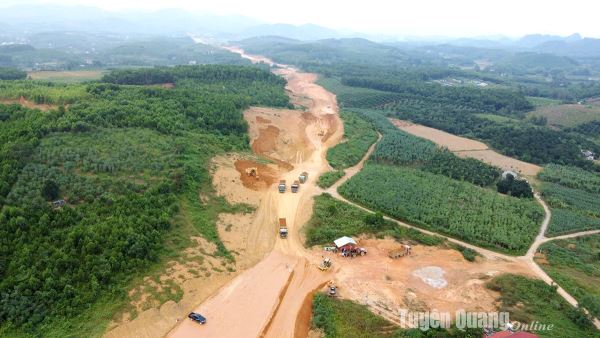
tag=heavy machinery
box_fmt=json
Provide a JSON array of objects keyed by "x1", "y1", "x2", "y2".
[
  {"x1": 278, "y1": 180, "x2": 286, "y2": 193},
  {"x1": 291, "y1": 180, "x2": 300, "y2": 193},
  {"x1": 327, "y1": 281, "x2": 337, "y2": 297},
  {"x1": 318, "y1": 257, "x2": 332, "y2": 271},
  {"x1": 299, "y1": 172, "x2": 308, "y2": 183},
  {"x1": 279, "y1": 218, "x2": 288, "y2": 239},
  {"x1": 388, "y1": 245, "x2": 411, "y2": 259}
]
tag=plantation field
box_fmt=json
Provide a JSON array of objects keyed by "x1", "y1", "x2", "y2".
[
  {"x1": 538, "y1": 165, "x2": 600, "y2": 235},
  {"x1": 305, "y1": 193, "x2": 444, "y2": 247},
  {"x1": 361, "y1": 112, "x2": 501, "y2": 187},
  {"x1": 27, "y1": 70, "x2": 105, "y2": 83},
  {"x1": 538, "y1": 235, "x2": 600, "y2": 319},
  {"x1": 339, "y1": 164, "x2": 543, "y2": 254},
  {"x1": 529, "y1": 102, "x2": 600, "y2": 128}
]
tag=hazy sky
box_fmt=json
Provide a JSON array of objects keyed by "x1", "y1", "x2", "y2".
[{"x1": 3, "y1": 0, "x2": 600, "y2": 38}]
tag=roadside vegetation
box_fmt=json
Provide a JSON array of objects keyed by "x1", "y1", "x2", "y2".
[
  {"x1": 538, "y1": 235, "x2": 600, "y2": 318},
  {"x1": 305, "y1": 193, "x2": 444, "y2": 247},
  {"x1": 317, "y1": 170, "x2": 345, "y2": 189},
  {"x1": 538, "y1": 164, "x2": 600, "y2": 235},
  {"x1": 487, "y1": 274, "x2": 599, "y2": 338},
  {"x1": 0, "y1": 64, "x2": 288, "y2": 335},
  {"x1": 312, "y1": 293, "x2": 488, "y2": 337},
  {"x1": 326, "y1": 111, "x2": 378, "y2": 170},
  {"x1": 339, "y1": 164, "x2": 543, "y2": 254}
]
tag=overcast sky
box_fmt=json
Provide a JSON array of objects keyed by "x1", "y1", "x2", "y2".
[{"x1": 2, "y1": 0, "x2": 600, "y2": 38}]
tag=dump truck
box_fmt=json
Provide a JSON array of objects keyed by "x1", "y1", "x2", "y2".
[
  {"x1": 318, "y1": 257, "x2": 332, "y2": 271},
  {"x1": 299, "y1": 172, "x2": 308, "y2": 183},
  {"x1": 388, "y1": 245, "x2": 411, "y2": 259},
  {"x1": 279, "y1": 218, "x2": 288, "y2": 239},
  {"x1": 291, "y1": 180, "x2": 300, "y2": 193},
  {"x1": 278, "y1": 180, "x2": 286, "y2": 193}
]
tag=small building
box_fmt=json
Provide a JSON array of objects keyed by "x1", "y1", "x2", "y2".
[{"x1": 333, "y1": 236, "x2": 357, "y2": 251}]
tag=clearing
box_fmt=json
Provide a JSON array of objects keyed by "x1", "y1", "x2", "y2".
[
  {"x1": 528, "y1": 100, "x2": 600, "y2": 128},
  {"x1": 27, "y1": 70, "x2": 104, "y2": 83}
]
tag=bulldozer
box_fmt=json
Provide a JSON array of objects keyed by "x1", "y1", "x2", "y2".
[{"x1": 318, "y1": 257, "x2": 332, "y2": 271}]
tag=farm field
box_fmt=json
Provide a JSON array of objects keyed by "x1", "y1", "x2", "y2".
[
  {"x1": 528, "y1": 101, "x2": 600, "y2": 128},
  {"x1": 390, "y1": 118, "x2": 542, "y2": 177},
  {"x1": 27, "y1": 70, "x2": 105, "y2": 83},
  {"x1": 338, "y1": 164, "x2": 544, "y2": 254},
  {"x1": 537, "y1": 235, "x2": 600, "y2": 318}
]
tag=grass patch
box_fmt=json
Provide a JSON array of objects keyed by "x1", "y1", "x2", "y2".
[
  {"x1": 27, "y1": 70, "x2": 105, "y2": 83},
  {"x1": 317, "y1": 170, "x2": 345, "y2": 189},
  {"x1": 311, "y1": 293, "x2": 481, "y2": 337},
  {"x1": 486, "y1": 274, "x2": 599, "y2": 338},
  {"x1": 326, "y1": 111, "x2": 377, "y2": 169}
]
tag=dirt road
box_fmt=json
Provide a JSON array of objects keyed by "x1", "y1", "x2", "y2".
[{"x1": 167, "y1": 47, "x2": 343, "y2": 338}]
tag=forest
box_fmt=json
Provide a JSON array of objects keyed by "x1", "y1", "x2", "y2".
[
  {"x1": 0, "y1": 65, "x2": 288, "y2": 334},
  {"x1": 0, "y1": 67, "x2": 26, "y2": 80},
  {"x1": 338, "y1": 164, "x2": 543, "y2": 254}
]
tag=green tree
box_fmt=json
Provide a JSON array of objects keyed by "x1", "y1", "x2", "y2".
[{"x1": 41, "y1": 180, "x2": 60, "y2": 200}]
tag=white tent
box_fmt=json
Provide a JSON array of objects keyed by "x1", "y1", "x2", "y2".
[{"x1": 333, "y1": 236, "x2": 357, "y2": 248}]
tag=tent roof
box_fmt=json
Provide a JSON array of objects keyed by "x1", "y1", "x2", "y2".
[{"x1": 334, "y1": 236, "x2": 357, "y2": 248}]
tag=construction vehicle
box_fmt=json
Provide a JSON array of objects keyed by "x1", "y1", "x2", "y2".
[
  {"x1": 299, "y1": 172, "x2": 308, "y2": 183},
  {"x1": 245, "y1": 167, "x2": 258, "y2": 177},
  {"x1": 341, "y1": 247, "x2": 367, "y2": 257},
  {"x1": 278, "y1": 180, "x2": 286, "y2": 193},
  {"x1": 327, "y1": 281, "x2": 337, "y2": 297},
  {"x1": 291, "y1": 180, "x2": 300, "y2": 193},
  {"x1": 318, "y1": 257, "x2": 332, "y2": 271},
  {"x1": 279, "y1": 218, "x2": 288, "y2": 239},
  {"x1": 388, "y1": 245, "x2": 411, "y2": 259}
]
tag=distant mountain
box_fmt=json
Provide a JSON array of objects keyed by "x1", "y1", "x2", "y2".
[
  {"x1": 0, "y1": 5, "x2": 261, "y2": 37},
  {"x1": 237, "y1": 23, "x2": 342, "y2": 40},
  {"x1": 535, "y1": 38, "x2": 600, "y2": 58}
]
